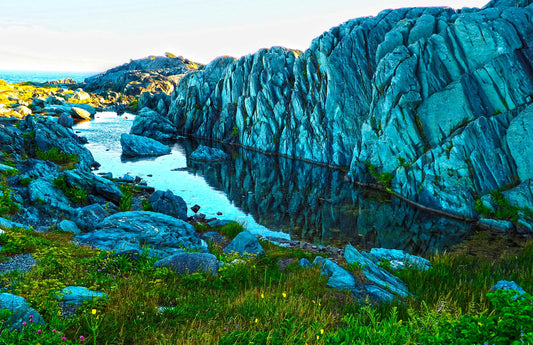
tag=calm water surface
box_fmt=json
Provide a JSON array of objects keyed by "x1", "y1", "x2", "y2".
[{"x1": 75, "y1": 112, "x2": 474, "y2": 255}]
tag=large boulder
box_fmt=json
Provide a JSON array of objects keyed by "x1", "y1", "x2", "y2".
[
  {"x1": 0, "y1": 293, "x2": 45, "y2": 330},
  {"x1": 223, "y1": 231, "x2": 265, "y2": 257},
  {"x1": 190, "y1": 145, "x2": 228, "y2": 162},
  {"x1": 120, "y1": 133, "x2": 171, "y2": 157},
  {"x1": 154, "y1": 253, "x2": 219, "y2": 275},
  {"x1": 70, "y1": 106, "x2": 92, "y2": 120},
  {"x1": 148, "y1": 189, "x2": 187, "y2": 220},
  {"x1": 129, "y1": 107, "x2": 178, "y2": 140},
  {"x1": 75, "y1": 211, "x2": 207, "y2": 257}
]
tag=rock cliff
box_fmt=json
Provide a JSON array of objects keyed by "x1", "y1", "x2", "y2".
[{"x1": 165, "y1": 0, "x2": 533, "y2": 223}]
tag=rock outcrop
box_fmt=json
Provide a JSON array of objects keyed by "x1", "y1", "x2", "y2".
[
  {"x1": 165, "y1": 1, "x2": 533, "y2": 223},
  {"x1": 84, "y1": 55, "x2": 202, "y2": 96}
]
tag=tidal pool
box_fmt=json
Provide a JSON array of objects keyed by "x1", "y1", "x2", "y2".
[{"x1": 75, "y1": 112, "x2": 473, "y2": 255}]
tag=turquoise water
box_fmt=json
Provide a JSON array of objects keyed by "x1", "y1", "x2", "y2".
[{"x1": 0, "y1": 70, "x2": 97, "y2": 84}]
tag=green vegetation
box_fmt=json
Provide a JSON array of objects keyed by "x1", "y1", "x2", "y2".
[
  {"x1": 475, "y1": 190, "x2": 533, "y2": 222},
  {"x1": 36, "y1": 147, "x2": 79, "y2": 166},
  {"x1": 52, "y1": 176, "x2": 87, "y2": 205},
  {"x1": 0, "y1": 171, "x2": 20, "y2": 216},
  {"x1": 365, "y1": 162, "x2": 394, "y2": 188},
  {"x1": 126, "y1": 99, "x2": 138, "y2": 112},
  {"x1": 230, "y1": 125, "x2": 239, "y2": 139},
  {"x1": 0, "y1": 223, "x2": 531, "y2": 344},
  {"x1": 118, "y1": 184, "x2": 135, "y2": 211}
]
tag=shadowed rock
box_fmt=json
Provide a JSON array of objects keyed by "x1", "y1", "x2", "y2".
[
  {"x1": 154, "y1": 252, "x2": 219, "y2": 275},
  {"x1": 223, "y1": 231, "x2": 265, "y2": 257}
]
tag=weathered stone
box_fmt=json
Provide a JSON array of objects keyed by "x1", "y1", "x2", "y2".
[
  {"x1": 299, "y1": 258, "x2": 312, "y2": 268},
  {"x1": 148, "y1": 189, "x2": 187, "y2": 220},
  {"x1": 368, "y1": 248, "x2": 432, "y2": 271},
  {"x1": 490, "y1": 280, "x2": 528, "y2": 297},
  {"x1": 478, "y1": 218, "x2": 515, "y2": 231},
  {"x1": 315, "y1": 257, "x2": 358, "y2": 291},
  {"x1": 84, "y1": 55, "x2": 202, "y2": 96},
  {"x1": 63, "y1": 169, "x2": 123, "y2": 203},
  {"x1": 21, "y1": 116, "x2": 96, "y2": 170},
  {"x1": 74, "y1": 204, "x2": 110, "y2": 232},
  {"x1": 0, "y1": 293, "x2": 45, "y2": 330},
  {"x1": 57, "y1": 220, "x2": 81, "y2": 234},
  {"x1": 223, "y1": 231, "x2": 265, "y2": 257},
  {"x1": 130, "y1": 107, "x2": 177, "y2": 140},
  {"x1": 0, "y1": 217, "x2": 31, "y2": 230},
  {"x1": 58, "y1": 114, "x2": 74, "y2": 128},
  {"x1": 0, "y1": 125, "x2": 24, "y2": 159},
  {"x1": 120, "y1": 133, "x2": 171, "y2": 157},
  {"x1": 345, "y1": 245, "x2": 409, "y2": 297},
  {"x1": 75, "y1": 211, "x2": 207, "y2": 257},
  {"x1": 56, "y1": 286, "x2": 107, "y2": 309},
  {"x1": 28, "y1": 178, "x2": 74, "y2": 214},
  {"x1": 153, "y1": 252, "x2": 219, "y2": 275},
  {"x1": 70, "y1": 107, "x2": 92, "y2": 120}
]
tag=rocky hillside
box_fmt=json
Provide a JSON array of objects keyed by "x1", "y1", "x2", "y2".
[
  {"x1": 84, "y1": 54, "x2": 202, "y2": 96},
  {"x1": 163, "y1": 0, "x2": 533, "y2": 226}
]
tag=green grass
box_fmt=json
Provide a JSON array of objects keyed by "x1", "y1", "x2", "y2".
[
  {"x1": 0, "y1": 224, "x2": 531, "y2": 344},
  {"x1": 35, "y1": 147, "x2": 79, "y2": 166},
  {"x1": 52, "y1": 176, "x2": 87, "y2": 205}
]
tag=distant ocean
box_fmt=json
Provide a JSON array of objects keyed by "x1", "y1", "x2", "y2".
[{"x1": 0, "y1": 70, "x2": 98, "y2": 84}]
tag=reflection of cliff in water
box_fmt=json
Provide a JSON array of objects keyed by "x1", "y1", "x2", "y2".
[{"x1": 181, "y1": 139, "x2": 473, "y2": 255}]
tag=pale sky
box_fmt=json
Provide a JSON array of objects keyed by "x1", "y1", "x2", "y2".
[{"x1": 0, "y1": 0, "x2": 489, "y2": 72}]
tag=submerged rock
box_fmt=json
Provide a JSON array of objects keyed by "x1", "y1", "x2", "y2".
[
  {"x1": 190, "y1": 145, "x2": 228, "y2": 162},
  {"x1": 120, "y1": 133, "x2": 171, "y2": 157}
]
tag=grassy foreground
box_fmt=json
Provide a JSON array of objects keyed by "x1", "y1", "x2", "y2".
[{"x1": 0, "y1": 222, "x2": 532, "y2": 345}]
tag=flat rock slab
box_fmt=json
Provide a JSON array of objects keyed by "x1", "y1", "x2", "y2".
[{"x1": 75, "y1": 211, "x2": 207, "y2": 257}]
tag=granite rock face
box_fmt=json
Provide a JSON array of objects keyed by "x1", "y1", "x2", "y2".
[{"x1": 166, "y1": 2, "x2": 533, "y2": 220}]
